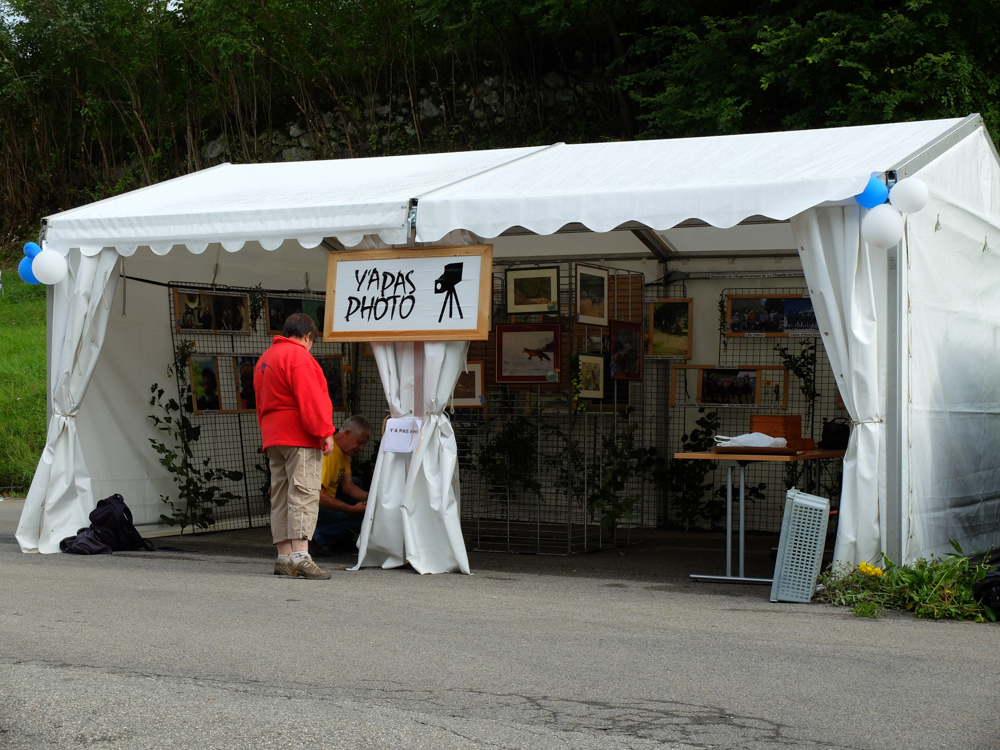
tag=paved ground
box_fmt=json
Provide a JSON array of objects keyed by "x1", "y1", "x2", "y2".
[{"x1": 1, "y1": 497, "x2": 997, "y2": 750}]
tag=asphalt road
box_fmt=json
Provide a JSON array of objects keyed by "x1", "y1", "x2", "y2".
[{"x1": 1, "y1": 498, "x2": 997, "y2": 750}]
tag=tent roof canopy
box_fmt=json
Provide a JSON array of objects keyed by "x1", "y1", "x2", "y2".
[{"x1": 42, "y1": 117, "x2": 976, "y2": 257}]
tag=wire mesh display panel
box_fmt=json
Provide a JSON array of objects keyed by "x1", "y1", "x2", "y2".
[
  {"x1": 451, "y1": 262, "x2": 658, "y2": 554},
  {"x1": 661, "y1": 286, "x2": 846, "y2": 534},
  {"x1": 159, "y1": 274, "x2": 846, "y2": 547},
  {"x1": 165, "y1": 283, "x2": 348, "y2": 532}
]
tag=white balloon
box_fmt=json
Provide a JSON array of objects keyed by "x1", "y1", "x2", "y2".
[
  {"x1": 32, "y1": 249, "x2": 68, "y2": 285},
  {"x1": 862, "y1": 204, "x2": 904, "y2": 250},
  {"x1": 889, "y1": 177, "x2": 929, "y2": 214}
]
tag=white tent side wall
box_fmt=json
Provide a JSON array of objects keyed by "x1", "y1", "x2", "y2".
[{"x1": 903, "y1": 127, "x2": 1000, "y2": 561}]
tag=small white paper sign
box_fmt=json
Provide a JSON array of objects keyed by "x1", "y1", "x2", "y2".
[{"x1": 382, "y1": 417, "x2": 422, "y2": 453}]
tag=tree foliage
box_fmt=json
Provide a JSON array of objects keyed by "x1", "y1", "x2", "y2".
[{"x1": 2, "y1": 0, "x2": 999, "y2": 250}]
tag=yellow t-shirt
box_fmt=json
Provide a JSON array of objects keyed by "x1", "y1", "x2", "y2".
[{"x1": 321, "y1": 441, "x2": 351, "y2": 495}]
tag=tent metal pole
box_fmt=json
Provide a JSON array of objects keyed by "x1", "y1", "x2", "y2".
[{"x1": 885, "y1": 246, "x2": 903, "y2": 564}]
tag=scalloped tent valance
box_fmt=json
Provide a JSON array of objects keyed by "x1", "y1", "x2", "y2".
[{"x1": 42, "y1": 118, "x2": 968, "y2": 256}]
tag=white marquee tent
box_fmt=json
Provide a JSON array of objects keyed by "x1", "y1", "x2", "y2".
[{"x1": 17, "y1": 114, "x2": 1000, "y2": 573}]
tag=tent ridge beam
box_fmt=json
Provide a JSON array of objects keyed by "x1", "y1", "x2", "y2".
[
  {"x1": 631, "y1": 228, "x2": 675, "y2": 262},
  {"x1": 891, "y1": 114, "x2": 986, "y2": 178}
]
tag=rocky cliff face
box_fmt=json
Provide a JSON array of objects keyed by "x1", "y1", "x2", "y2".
[{"x1": 201, "y1": 70, "x2": 617, "y2": 165}]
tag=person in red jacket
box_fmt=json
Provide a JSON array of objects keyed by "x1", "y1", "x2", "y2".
[{"x1": 254, "y1": 312, "x2": 335, "y2": 579}]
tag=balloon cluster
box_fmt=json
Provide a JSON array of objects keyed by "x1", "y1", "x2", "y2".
[
  {"x1": 17, "y1": 242, "x2": 68, "y2": 286},
  {"x1": 855, "y1": 175, "x2": 929, "y2": 250}
]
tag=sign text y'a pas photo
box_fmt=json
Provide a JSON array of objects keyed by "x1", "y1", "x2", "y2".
[{"x1": 324, "y1": 245, "x2": 492, "y2": 342}]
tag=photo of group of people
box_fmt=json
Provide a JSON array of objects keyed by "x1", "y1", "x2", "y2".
[
  {"x1": 267, "y1": 296, "x2": 326, "y2": 335},
  {"x1": 190, "y1": 356, "x2": 258, "y2": 414},
  {"x1": 189, "y1": 353, "x2": 345, "y2": 415},
  {"x1": 174, "y1": 290, "x2": 250, "y2": 334},
  {"x1": 727, "y1": 294, "x2": 819, "y2": 337}
]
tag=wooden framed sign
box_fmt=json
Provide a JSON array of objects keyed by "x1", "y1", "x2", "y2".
[{"x1": 324, "y1": 245, "x2": 493, "y2": 342}]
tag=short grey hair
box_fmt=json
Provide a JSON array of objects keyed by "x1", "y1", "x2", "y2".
[{"x1": 340, "y1": 414, "x2": 372, "y2": 438}]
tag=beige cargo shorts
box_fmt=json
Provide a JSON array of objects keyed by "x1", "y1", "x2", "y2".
[{"x1": 266, "y1": 445, "x2": 323, "y2": 543}]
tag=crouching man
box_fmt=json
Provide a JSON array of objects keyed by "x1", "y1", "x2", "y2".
[{"x1": 312, "y1": 415, "x2": 372, "y2": 554}]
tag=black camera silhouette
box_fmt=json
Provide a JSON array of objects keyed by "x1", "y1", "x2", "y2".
[
  {"x1": 434, "y1": 262, "x2": 463, "y2": 294},
  {"x1": 434, "y1": 262, "x2": 464, "y2": 321}
]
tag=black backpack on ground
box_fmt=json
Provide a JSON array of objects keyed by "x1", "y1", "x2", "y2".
[
  {"x1": 59, "y1": 494, "x2": 155, "y2": 554},
  {"x1": 59, "y1": 527, "x2": 113, "y2": 554}
]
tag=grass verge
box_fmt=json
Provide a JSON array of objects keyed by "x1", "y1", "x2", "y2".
[
  {"x1": 815, "y1": 542, "x2": 995, "y2": 622},
  {"x1": 0, "y1": 270, "x2": 47, "y2": 494}
]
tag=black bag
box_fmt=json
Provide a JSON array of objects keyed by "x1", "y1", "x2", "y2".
[
  {"x1": 59, "y1": 527, "x2": 113, "y2": 555},
  {"x1": 60, "y1": 494, "x2": 155, "y2": 554},
  {"x1": 820, "y1": 418, "x2": 851, "y2": 450},
  {"x1": 973, "y1": 570, "x2": 1000, "y2": 618},
  {"x1": 88, "y1": 494, "x2": 155, "y2": 551}
]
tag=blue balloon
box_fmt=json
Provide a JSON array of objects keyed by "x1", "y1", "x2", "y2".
[
  {"x1": 18, "y1": 255, "x2": 40, "y2": 285},
  {"x1": 854, "y1": 175, "x2": 889, "y2": 209},
  {"x1": 23, "y1": 241, "x2": 42, "y2": 258}
]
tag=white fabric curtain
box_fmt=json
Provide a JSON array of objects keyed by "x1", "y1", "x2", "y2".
[
  {"x1": 791, "y1": 207, "x2": 885, "y2": 565},
  {"x1": 354, "y1": 341, "x2": 472, "y2": 573},
  {"x1": 17, "y1": 248, "x2": 121, "y2": 553}
]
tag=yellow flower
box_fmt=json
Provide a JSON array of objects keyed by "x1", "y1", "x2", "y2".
[{"x1": 859, "y1": 561, "x2": 884, "y2": 577}]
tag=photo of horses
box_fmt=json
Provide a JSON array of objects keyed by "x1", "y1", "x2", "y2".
[
  {"x1": 669, "y1": 365, "x2": 788, "y2": 409},
  {"x1": 700, "y1": 368, "x2": 758, "y2": 405}
]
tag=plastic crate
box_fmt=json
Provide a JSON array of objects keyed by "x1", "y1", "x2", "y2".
[{"x1": 770, "y1": 488, "x2": 830, "y2": 603}]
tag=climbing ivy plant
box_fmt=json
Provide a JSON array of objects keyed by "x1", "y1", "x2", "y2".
[{"x1": 147, "y1": 341, "x2": 243, "y2": 532}]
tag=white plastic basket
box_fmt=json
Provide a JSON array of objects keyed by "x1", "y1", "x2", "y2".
[{"x1": 770, "y1": 488, "x2": 830, "y2": 603}]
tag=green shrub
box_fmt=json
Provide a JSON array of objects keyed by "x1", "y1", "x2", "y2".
[{"x1": 816, "y1": 541, "x2": 995, "y2": 622}]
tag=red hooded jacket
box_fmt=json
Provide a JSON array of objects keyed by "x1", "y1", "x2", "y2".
[{"x1": 254, "y1": 336, "x2": 334, "y2": 451}]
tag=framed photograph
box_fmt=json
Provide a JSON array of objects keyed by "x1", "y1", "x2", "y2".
[
  {"x1": 505, "y1": 266, "x2": 559, "y2": 314},
  {"x1": 495, "y1": 324, "x2": 561, "y2": 383},
  {"x1": 233, "y1": 356, "x2": 258, "y2": 411},
  {"x1": 726, "y1": 294, "x2": 819, "y2": 337},
  {"x1": 609, "y1": 320, "x2": 642, "y2": 381},
  {"x1": 527, "y1": 390, "x2": 571, "y2": 414},
  {"x1": 669, "y1": 365, "x2": 789, "y2": 408},
  {"x1": 449, "y1": 361, "x2": 485, "y2": 408},
  {"x1": 575, "y1": 264, "x2": 608, "y2": 326},
  {"x1": 174, "y1": 289, "x2": 250, "y2": 334},
  {"x1": 649, "y1": 298, "x2": 693, "y2": 358},
  {"x1": 267, "y1": 296, "x2": 326, "y2": 335},
  {"x1": 316, "y1": 355, "x2": 347, "y2": 411},
  {"x1": 190, "y1": 356, "x2": 222, "y2": 414},
  {"x1": 577, "y1": 354, "x2": 604, "y2": 399}
]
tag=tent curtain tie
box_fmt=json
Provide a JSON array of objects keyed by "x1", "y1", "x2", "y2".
[{"x1": 850, "y1": 418, "x2": 883, "y2": 426}]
